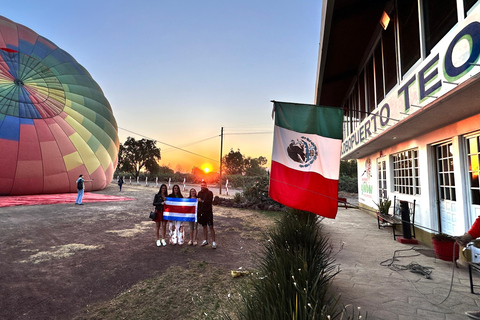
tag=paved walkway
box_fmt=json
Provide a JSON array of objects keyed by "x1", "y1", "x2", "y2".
[{"x1": 322, "y1": 207, "x2": 480, "y2": 320}]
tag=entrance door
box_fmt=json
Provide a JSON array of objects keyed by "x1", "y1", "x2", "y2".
[
  {"x1": 466, "y1": 135, "x2": 480, "y2": 225},
  {"x1": 436, "y1": 142, "x2": 457, "y2": 235},
  {"x1": 378, "y1": 159, "x2": 387, "y2": 200}
]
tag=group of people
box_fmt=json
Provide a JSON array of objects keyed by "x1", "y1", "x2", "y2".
[{"x1": 152, "y1": 181, "x2": 216, "y2": 249}]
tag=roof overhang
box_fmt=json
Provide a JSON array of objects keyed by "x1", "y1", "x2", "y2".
[
  {"x1": 315, "y1": 0, "x2": 389, "y2": 107},
  {"x1": 341, "y1": 74, "x2": 480, "y2": 160}
]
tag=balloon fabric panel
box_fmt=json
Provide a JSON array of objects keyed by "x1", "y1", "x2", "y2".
[{"x1": 0, "y1": 15, "x2": 118, "y2": 195}]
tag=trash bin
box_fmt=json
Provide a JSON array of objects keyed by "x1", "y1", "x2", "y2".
[{"x1": 400, "y1": 200, "x2": 412, "y2": 239}]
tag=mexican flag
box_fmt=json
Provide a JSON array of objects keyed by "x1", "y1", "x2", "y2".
[{"x1": 269, "y1": 101, "x2": 344, "y2": 219}]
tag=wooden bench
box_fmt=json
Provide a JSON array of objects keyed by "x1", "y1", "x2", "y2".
[
  {"x1": 377, "y1": 196, "x2": 416, "y2": 240},
  {"x1": 337, "y1": 197, "x2": 347, "y2": 209}
]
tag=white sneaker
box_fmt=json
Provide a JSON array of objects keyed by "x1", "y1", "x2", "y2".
[
  {"x1": 201, "y1": 240, "x2": 208, "y2": 246},
  {"x1": 161, "y1": 239, "x2": 167, "y2": 246},
  {"x1": 212, "y1": 241, "x2": 217, "y2": 249},
  {"x1": 156, "y1": 240, "x2": 161, "y2": 247}
]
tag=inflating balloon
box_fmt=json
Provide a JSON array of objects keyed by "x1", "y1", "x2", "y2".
[{"x1": 0, "y1": 16, "x2": 119, "y2": 195}]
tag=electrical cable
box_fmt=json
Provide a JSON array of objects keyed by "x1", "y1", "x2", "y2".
[
  {"x1": 379, "y1": 245, "x2": 458, "y2": 305},
  {"x1": 162, "y1": 135, "x2": 218, "y2": 153},
  {"x1": 224, "y1": 131, "x2": 272, "y2": 135},
  {"x1": 269, "y1": 176, "x2": 463, "y2": 304},
  {"x1": 118, "y1": 127, "x2": 219, "y2": 163},
  {"x1": 269, "y1": 176, "x2": 449, "y2": 235}
]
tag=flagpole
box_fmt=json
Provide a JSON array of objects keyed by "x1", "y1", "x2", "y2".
[{"x1": 219, "y1": 127, "x2": 223, "y2": 195}]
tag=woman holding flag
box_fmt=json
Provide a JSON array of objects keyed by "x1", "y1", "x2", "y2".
[
  {"x1": 168, "y1": 184, "x2": 184, "y2": 245},
  {"x1": 187, "y1": 188, "x2": 199, "y2": 246},
  {"x1": 152, "y1": 184, "x2": 168, "y2": 247}
]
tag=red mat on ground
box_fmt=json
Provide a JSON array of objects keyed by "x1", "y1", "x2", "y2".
[{"x1": 0, "y1": 193, "x2": 136, "y2": 208}]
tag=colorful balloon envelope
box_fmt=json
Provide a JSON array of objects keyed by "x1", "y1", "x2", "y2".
[{"x1": 0, "y1": 16, "x2": 119, "y2": 195}]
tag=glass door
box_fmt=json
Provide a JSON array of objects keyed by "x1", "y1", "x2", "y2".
[
  {"x1": 436, "y1": 142, "x2": 457, "y2": 235},
  {"x1": 466, "y1": 135, "x2": 480, "y2": 226}
]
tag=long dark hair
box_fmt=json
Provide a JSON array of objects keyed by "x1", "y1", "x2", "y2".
[
  {"x1": 188, "y1": 188, "x2": 197, "y2": 198},
  {"x1": 158, "y1": 184, "x2": 168, "y2": 197},
  {"x1": 170, "y1": 184, "x2": 183, "y2": 198}
]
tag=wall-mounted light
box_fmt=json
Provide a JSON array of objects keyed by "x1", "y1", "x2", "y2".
[{"x1": 380, "y1": 11, "x2": 390, "y2": 30}]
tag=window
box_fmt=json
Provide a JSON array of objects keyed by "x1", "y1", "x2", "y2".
[
  {"x1": 464, "y1": 0, "x2": 479, "y2": 16},
  {"x1": 383, "y1": 13, "x2": 398, "y2": 93},
  {"x1": 398, "y1": 0, "x2": 421, "y2": 76},
  {"x1": 374, "y1": 42, "x2": 384, "y2": 103},
  {"x1": 423, "y1": 0, "x2": 458, "y2": 54},
  {"x1": 467, "y1": 135, "x2": 480, "y2": 205},
  {"x1": 359, "y1": 71, "x2": 366, "y2": 121},
  {"x1": 353, "y1": 84, "x2": 359, "y2": 130},
  {"x1": 393, "y1": 149, "x2": 420, "y2": 195},
  {"x1": 366, "y1": 57, "x2": 375, "y2": 113}
]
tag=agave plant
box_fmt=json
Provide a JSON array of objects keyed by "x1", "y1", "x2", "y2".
[{"x1": 374, "y1": 198, "x2": 391, "y2": 215}]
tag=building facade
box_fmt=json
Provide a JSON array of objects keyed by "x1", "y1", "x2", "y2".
[{"x1": 315, "y1": 0, "x2": 480, "y2": 241}]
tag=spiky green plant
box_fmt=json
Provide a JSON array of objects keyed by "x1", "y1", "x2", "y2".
[
  {"x1": 228, "y1": 209, "x2": 341, "y2": 319},
  {"x1": 374, "y1": 198, "x2": 391, "y2": 215}
]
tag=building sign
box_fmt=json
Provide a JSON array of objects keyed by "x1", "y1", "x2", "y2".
[{"x1": 342, "y1": 9, "x2": 480, "y2": 157}]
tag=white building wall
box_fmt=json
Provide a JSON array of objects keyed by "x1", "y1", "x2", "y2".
[{"x1": 358, "y1": 114, "x2": 480, "y2": 235}]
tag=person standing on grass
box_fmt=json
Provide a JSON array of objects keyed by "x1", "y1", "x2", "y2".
[
  {"x1": 198, "y1": 181, "x2": 216, "y2": 249},
  {"x1": 153, "y1": 184, "x2": 168, "y2": 247},
  {"x1": 187, "y1": 188, "x2": 199, "y2": 246},
  {"x1": 75, "y1": 174, "x2": 92, "y2": 205},
  {"x1": 118, "y1": 176, "x2": 124, "y2": 191},
  {"x1": 168, "y1": 184, "x2": 184, "y2": 245}
]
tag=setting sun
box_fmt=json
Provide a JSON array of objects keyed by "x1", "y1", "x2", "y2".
[{"x1": 201, "y1": 163, "x2": 213, "y2": 173}]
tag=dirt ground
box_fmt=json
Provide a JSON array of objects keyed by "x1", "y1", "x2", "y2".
[{"x1": 0, "y1": 183, "x2": 275, "y2": 320}]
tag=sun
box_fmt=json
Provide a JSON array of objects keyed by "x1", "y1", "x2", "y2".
[{"x1": 201, "y1": 163, "x2": 213, "y2": 174}]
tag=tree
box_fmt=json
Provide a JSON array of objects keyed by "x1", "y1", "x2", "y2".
[
  {"x1": 117, "y1": 137, "x2": 161, "y2": 178},
  {"x1": 340, "y1": 159, "x2": 357, "y2": 177},
  {"x1": 223, "y1": 149, "x2": 245, "y2": 175},
  {"x1": 244, "y1": 156, "x2": 268, "y2": 176},
  {"x1": 158, "y1": 165, "x2": 174, "y2": 175}
]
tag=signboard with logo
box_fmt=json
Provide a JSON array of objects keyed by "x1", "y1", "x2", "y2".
[{"x1": 342, "y1": 8, "x2": 480, "y2": 157}]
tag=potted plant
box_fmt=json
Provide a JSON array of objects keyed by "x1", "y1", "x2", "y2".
[
  {"x1": 375, "y1": 198, "x2": 391, "y2": 220},
  {"x1": 431, "y1": 233, "x2": 459, "y2": 261}
]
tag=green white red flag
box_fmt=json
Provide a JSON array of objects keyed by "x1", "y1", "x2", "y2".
[{"x1": 269, "y1": 101, "x2": 344, "y2": 219}]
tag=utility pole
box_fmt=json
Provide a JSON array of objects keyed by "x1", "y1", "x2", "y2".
[{"x1": 219, "y1": 127, "x2": 224, "y2": 195}]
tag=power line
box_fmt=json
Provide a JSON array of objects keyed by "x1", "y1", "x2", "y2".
[
  {"x1": 162, "y1": 135, "x2": 218, "y2": 153},
  {"x1": 118, "y1": 127, "x2": 220, "y2": 163},
  {"x1": 224, "y1": 131, "x2": 272, "y2": 135}
]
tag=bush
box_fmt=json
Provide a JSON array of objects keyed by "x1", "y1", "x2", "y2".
[
  {"x1": 233, "y1": 192, "x2": 244, "y2": 204},
  {"x1": 242, "y1": 177, "x2": 269, "y2": 203},
  {"x1": 230, "y1": 209, "x2": 341, "y2": 319},
  {"x1": 339, "y1": 175, "x2": 358, "y2": 193}
]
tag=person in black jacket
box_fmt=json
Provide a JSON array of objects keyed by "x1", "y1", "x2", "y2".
[
  {"x1": 198, "y1": 182, "x2": 216, "y2": 249},
  {"x1": 153, "y1": 184, "x2": 168, "y2": 247}
]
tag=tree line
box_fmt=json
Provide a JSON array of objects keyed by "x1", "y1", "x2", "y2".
[
  {"x1": 115, "y1": 137, "x2": 357, "y2": 192},
  {"x1": 115, "y1": 137, "x2": 269, "y2": 180}
]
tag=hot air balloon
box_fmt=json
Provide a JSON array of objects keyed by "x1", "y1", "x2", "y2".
[{"x1": 0, "y1": 15, "x2": 119, "y2": 195}]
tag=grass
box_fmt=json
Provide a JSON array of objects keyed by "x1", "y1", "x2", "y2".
[
  {"x1": 73, "y1": 208, "x2": 367, "y2": 320},
  {"x1": 75, "y1": 260, "x2": 251, "y2": 320}
]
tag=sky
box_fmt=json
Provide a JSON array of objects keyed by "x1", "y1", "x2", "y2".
[{"x1": 4, "y1": 0, "x2": 323, "y2": 173}]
